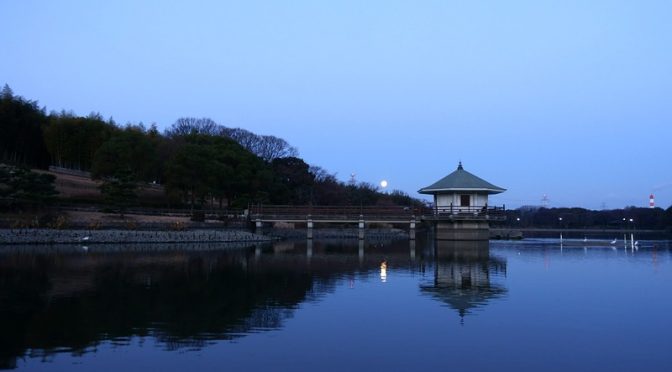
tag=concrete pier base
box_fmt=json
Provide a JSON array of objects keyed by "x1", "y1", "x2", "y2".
[
  {"x1": 436, "y1": 221, "x2": 490, "y2": 241},
  {"x1": 307, "y1": 218, "x2": 313, "y2": 239}
]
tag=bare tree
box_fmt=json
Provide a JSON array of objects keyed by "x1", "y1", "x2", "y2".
[
  {"x1": 220, "y1": 127, "x2": 258, "y2": 149},
  {"x1": 220, "y1": 127, "x2": 298, "y2": 162},
  {"x1": 309, "y1": 165, "x2": 335, "y2": 183},
  {"x1": 166, "y1": 120, "x2": 299, "y2": 161},
  {"x1": 165, "y1": 117, "x2": 221, "y2": 137},
  {"x1": 255, "y1": 135, "x2": 298, "y2": 162}
]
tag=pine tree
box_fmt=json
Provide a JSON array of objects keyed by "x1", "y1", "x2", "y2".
[{"x1": 99, "y1": 168, "x2": 137, "y2": 218}]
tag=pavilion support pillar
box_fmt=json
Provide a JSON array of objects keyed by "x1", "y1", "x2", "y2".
[
  {"x1": 410, "y1": 216, "x2": 416, "y2": 240},
  {"x1": 358, "y1": 216, "x2": 365, "y2": 240},
  {"x1": 435, "y1": 221, "x2": 490, "y2": 241},
  {"x1": 306, "y1": 217, "x2": 313, "y2": 240}
]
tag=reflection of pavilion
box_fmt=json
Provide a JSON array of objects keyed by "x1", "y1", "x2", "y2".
[{"x1": 421, "y1": 241, "x2": 507, "y2": 321}]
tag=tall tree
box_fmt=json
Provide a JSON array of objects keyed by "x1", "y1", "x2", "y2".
[
  {"x1": 99, "y1": 168, "x2": 137, "y2": 218},
  {"x1": 43, "y1": 114, "x2": 117, "y2": 170},
  {"x1": 164, "y1": 135, "x2": 269, "y2": 208},
  {"x1": 0, "y1": 85, "x2": 50, "y2": 167},
  {"x1": 270, "y1": 157, "x2": 314, "y2": 204},
  {"x1": 165, "y1": 142, "x2": 216, "y2": 209},
  {"x1": 92, "y1": 125, "x2": 156, "y2": 182}
]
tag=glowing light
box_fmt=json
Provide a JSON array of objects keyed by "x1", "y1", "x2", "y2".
[
  {"x1": 380, "y1": 261, "x2": 387, "y2": 283},
  {"x1": 380, "y1": 180, "x2": 388, "y2": 188}
]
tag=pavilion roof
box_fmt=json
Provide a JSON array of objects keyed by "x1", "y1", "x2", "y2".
[{"x1": 418, "y1": 162, "x2": 506, "y2": 195}]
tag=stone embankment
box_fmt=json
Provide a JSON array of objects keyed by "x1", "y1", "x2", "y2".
[{"x1": 0, "y1": 229, "x2": 271, "y2": 245}]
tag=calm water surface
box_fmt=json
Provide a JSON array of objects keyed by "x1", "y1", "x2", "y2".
[{"x1": 1, "y1": 236, "x2": 671, "y2": 371}]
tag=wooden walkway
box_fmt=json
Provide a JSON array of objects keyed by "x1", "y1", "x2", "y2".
[
  {"x1": 249, "y1": 205, "x2": 420, "y2": 223},
  {"x1": 249, "y1": 205, "x2": 506, "y2": 224}
]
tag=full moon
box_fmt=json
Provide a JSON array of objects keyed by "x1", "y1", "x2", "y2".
[{"x1": 380, "y1": 180, "x2": 388, "y2": 188}]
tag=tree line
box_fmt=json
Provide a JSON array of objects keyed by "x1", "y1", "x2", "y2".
[
  {"x1": 0, "y1": 84, "x2": 423, "y2": 210},
  {"x1": 503, "y1": 206, "x2": 672, "y2": 231}
]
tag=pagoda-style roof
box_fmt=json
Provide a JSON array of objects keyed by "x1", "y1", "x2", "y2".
[{"x1": 418, "y1": 162, "x2": 506, "y2": 195}]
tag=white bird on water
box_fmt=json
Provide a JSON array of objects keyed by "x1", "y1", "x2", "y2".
[{"x1": 610, "y1": 238, "x2": 617, "y2": 244}]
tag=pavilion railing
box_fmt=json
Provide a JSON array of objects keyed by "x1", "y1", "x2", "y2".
[{"x1": 428, "y1": 205, "x2": 506, "y2": 221}]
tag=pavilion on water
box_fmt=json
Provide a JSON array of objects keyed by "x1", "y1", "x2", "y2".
[{"x1": 418, "y1": 162, "x2": 506, "y2": 240}]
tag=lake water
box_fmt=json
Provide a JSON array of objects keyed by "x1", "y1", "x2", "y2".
[{"x1": 1, "y1": 236, "x2": 671, "y2": 371}]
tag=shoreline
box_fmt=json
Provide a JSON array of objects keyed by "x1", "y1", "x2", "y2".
[{"x1": 0, "y1": 228, "x2": 271, "y2": 245}]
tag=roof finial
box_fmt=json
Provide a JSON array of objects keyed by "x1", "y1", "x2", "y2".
[{"x1": 457, "y1": 161, "x2": 463, "y2": 170}]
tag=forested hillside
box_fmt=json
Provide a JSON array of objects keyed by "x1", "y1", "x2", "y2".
[{"x1": 0, "y1": 84, "x2": 422, "y2": 209}]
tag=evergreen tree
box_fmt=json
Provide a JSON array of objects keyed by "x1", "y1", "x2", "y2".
[
  {"x1": 92, "y1": 125, "x2": 156, "y2": 181},
  {"x1": 0, "y1": 85, "x2": 50, "y2": 167},
  {"x1": 0, "y1": 164, "x2": 57, "y2": 205},
  {"x1": 99, "y1": 168, "x2": 137, "y2": 217}
]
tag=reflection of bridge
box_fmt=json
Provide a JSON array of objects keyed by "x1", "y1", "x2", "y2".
[{"x1": 249, "y1": 204, "x2": 506, "y2": 239}]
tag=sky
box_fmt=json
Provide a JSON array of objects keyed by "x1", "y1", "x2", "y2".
[{"x1": 2, "y1": 0, "x2": 671, "y2": 210}]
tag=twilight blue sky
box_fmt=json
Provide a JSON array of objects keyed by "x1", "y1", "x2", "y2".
[{"x1": 2, "y1": 0, "x2": 671, "y2": 209}]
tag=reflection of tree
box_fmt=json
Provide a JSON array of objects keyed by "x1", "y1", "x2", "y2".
[
  {"x1": 0, "y1": 250, "x2": 319, "y2": 369},
  {"x1": 0, "y1": 239, "x2": 428, "y2": 369},
  {"x1": 420, "y1": 241, "x2": 507, "y2": 321}
]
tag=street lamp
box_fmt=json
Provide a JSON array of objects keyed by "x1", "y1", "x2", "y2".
[
  {"x1": 628, "y1": 218, "x2": 636, "y2": 250},
  {"x1": 558, "y1": 217, "x2": 563, "y2": 242}
]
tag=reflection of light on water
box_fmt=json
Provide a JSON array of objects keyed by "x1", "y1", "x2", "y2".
[{"x1": 380, "y1": 261, "x2": 387, "y2": 283}]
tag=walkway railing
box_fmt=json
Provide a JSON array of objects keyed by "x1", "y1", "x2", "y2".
[
  {"x1": 249, "y1": 205, "x2": 423, "y2": 222},
  {"x1": 249, "y1": 204, "x2": 506, "y2": 222}
]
